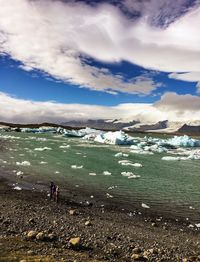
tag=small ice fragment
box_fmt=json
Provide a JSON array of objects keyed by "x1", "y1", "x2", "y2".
[
  {"x1": 55, "y1": 171, "x2": 60, "y2": 174},
  {"x1": 188, "y1": 224, "x2": 194, "y2": 228},
  {"x1": 142, "y1": 203, "x2": 150, "y2": 209},
  {"x1": 189, "y1": 206, "x2": 195, "y2": 210},
  {"x1": 59, "y1": 145, "x2": 70, "y2": 148},
  {"x1": 195, "y1": 223, "x2": 200, "y2": 228},
  {"x1": 14, "y1": 186, "x2": 22, "y2": 190},
  {"x1": 103, "y1": 171, "x2": 112, "y2": 176},
  {"x1": 89, "y1": 172, "x2": 96, "y2": 176},
  {"x1": 90, "y1": 195, "x2": 94, "y2": 198},
  {"x1": 106, "y1": 193, "x2": 113, "y2": 198},
  {"x1": 16, "y1": 171, "x2": 23, "y2": 176},
  {"x1": 71, "y1": 165, "x2": 83, "y2": 169},
  {"x1": 114, "y1": 152, "x2": 129, "y2": 157},
  {"x1": 34, "y1": 147, "x2": 52, "y2": 151},
  {"x1": 76, "y1": 152, "x2": 82, "y2": 155},
  {"x1": 40, "y1": 161, "x2": 48, "y2": 164},
  {"x1": 16, "y1": 161, "x2": 31, "y2": 166}
]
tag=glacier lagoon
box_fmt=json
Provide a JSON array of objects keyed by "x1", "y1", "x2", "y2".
[{"x1": 0, "y1": 130, "x2": 200, "y2": 224}]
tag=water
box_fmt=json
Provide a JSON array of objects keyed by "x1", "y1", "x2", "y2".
[{"x1": 0, "y1": 131, "x2": 200, "y2": 222}]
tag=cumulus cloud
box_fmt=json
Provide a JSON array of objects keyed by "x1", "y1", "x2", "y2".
[
  {"x1": 154, "y1": 92, "x2": 200, "y2": 121},
  {"x1": 0, "y1": 91, "x2": 199, "y2": 124},
  {"x1": 0, "y1": 0, "x2": 200, "y2": 94}
]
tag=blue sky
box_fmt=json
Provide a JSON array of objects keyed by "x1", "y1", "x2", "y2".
[{"x1": 0, "y1": 0, "x2": 199, "y2": 123}]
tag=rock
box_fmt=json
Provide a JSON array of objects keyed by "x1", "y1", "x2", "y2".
[
  {"x1": 132, "y1": 247, "x2": 142, "y2": 254},
  {"x1": 85, "y1": 220, "x2": 92, "y2": 226},
  {"x1": 47, "y1": 233, "x2": 57, "y2": 241},
  {"x1": 69, "y1": 237, "x2": 81, "y2": 248},
  {"x1": 27, "y1": 250, "x2": 34, "y2": 255},
  {"x1": 131, "y1": 254, "x2": 148, "y2": 261},
  {"x1": 27, "y1": 230, "x2": 37, "y2": 239},
  {"x1": 69, "y1": 209, "x2": 77, "y2": 215},
  {"x1": 36, "y1": 232, "x2": 45, "y2": 241}
]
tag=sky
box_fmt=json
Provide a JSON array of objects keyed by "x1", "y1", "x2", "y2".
[{"x1": 0, "y1": 0, "x2": 200, "y2": 124}]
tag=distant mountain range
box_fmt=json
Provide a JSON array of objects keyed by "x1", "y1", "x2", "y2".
[
  {"x1": 1, "y1": 119, "x2": 200, "y2": 135},
  {"x1": 61, "y1": 119, "x2": 200, "y2": 135}
]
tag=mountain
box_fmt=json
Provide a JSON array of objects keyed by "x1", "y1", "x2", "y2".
[{"x1": 61, "y1": 119, "x2": 139, "y2": 130}]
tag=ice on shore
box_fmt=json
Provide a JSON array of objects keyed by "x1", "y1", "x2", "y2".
[
  {"x1": 71, "y1": 165, "x2": 83, "y2": 169},
  {"x1": 16, "y1": 171, "x2": 23, "y2": 176},
  {"x1": 16, "y1": 161, "x2": 31, "y2": 166},
  {"x1": 13, "y1": 186, "x2": 22, "y2": 190},
  {"x1": 142, "y1": 203, "x2": 150, "y2": 209}
]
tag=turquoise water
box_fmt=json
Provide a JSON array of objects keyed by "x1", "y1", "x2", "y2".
[{"x1": 0, "y1": 131, "x2": 200, "y2": 222}]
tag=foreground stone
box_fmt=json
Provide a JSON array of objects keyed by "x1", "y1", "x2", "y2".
[{"x1": 69, "y1": 237, "x2": 81, "y2": 248}]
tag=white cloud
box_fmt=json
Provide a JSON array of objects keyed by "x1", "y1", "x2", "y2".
[
  {"x1": 0, "y1": 0, "x2": 160, "y2": 95},
  {"x1": 0, "y1": 91, "x2": 199, "y2": 124},
  {"x1": 0, "y1": 0, "x2": 200, "y2": 94}
]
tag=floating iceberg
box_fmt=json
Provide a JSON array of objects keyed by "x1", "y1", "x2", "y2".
[
  {"x1": 118, "y1": 160, "x2": 143, "y2": 167},
  {"x1": 16, "y1": 161, "x2": 31, "y2": 166},
  {"x1": 121, "y1": 172, "x2": 140, "y2": 178},
  {"x1": 95, "y1": 131, "x2": 134, "y2": 145},
  {"x1": 89, "y1": 172, "x2": 96, "y2": 176},
  {"x1": 59, "y1": 145, "x2": 70, "y2": 148},
  {"x1": 34, "y1": 147, "x2": 52, "y2": 151},
  {"x1": 103, "y1": 171, "x2": 112, "y2": 176},
  {"x1": 71, "y1": 165, "x2": 83, "y2": 169},
  {"x1": 114, "y1": 152, "x2": 129, "y2": 157},
  {"x1": 166, "y1": 135, "x2": 200, "y2": 147}
]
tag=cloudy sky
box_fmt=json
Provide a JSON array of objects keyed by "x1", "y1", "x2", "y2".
[{"x1": 0, "y1": 0, "x2": 200, "y2": 123}]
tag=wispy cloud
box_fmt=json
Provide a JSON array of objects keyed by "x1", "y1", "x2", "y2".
[{"x1": 0, "y1": 91, "x2": 199, "y2": 124}]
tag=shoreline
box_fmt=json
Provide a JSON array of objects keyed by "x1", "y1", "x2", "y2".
[{"x1": 0, "y1": 175, "x2": 200, "y2": 261}]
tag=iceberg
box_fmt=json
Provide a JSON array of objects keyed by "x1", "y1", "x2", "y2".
[
  {"x1": 103, "y1": 171, "x2": 112, "y2": 176},
  {"x1": 114, "y1": 152, "x2": 129, "y2": 157},
  {"x1": 166, "y1": 135, "x2": 200, "y2": 147},
  {"x1": 34, "y1": 147, "x2": 52, "y2": 151},
  {"x1": 71, "y1": 165, "x2": 83, "y2": 169},
  {"x1": 95, "y1": 130, "x2": 134, "y2": 145},
  {"x1": 121, "y1": 172, "x2": 140, "y2": 178},
  {"x1": 16, "y1": 161, "x2": 31, "y2": 166}
]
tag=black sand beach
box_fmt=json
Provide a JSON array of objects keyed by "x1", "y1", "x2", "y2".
[{"x1": 0, "y1": 175, "x2": 200, "y2": 262}]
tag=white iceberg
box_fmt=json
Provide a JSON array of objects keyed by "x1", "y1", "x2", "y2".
[
  {"x1": 34, "y1": 147, "x2": 52, "y2": 151},
  {"x1": 95, "y1": 130, "x2": 134, "y2": 145},
  {"x1": 71, "y1": 165, "x2": 83, "y2": 169},
  {"x1": 121, "y1": 172, "x2": 140, "y2": 178},
  {"x1": 114, "y1": 152, "x2": 129, "y2": 157},
  {"x1": 103, "y1": 171, "x2": 112, "y2": 176},
  {"x1": 16, "y1": 161, "x2": 31, "y2": 166},
  {"x1": 89, "y1": 172, "x2": 96, "y2": 176}
]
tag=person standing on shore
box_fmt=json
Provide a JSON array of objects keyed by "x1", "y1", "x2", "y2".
[
  {"x1": 55, "y1": 186, "x2": 59, "y2": 203},
  {"x1": 49, "y1": 182, "x2": 55, "y2": 200}
]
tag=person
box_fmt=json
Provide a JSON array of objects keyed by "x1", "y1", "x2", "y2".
[
  {"x1": 55, "y1": 186, "x2": 60, "y2": 203},
  {"x1": 49, "y1": 182, "x2": 55, "y2": 200}
]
